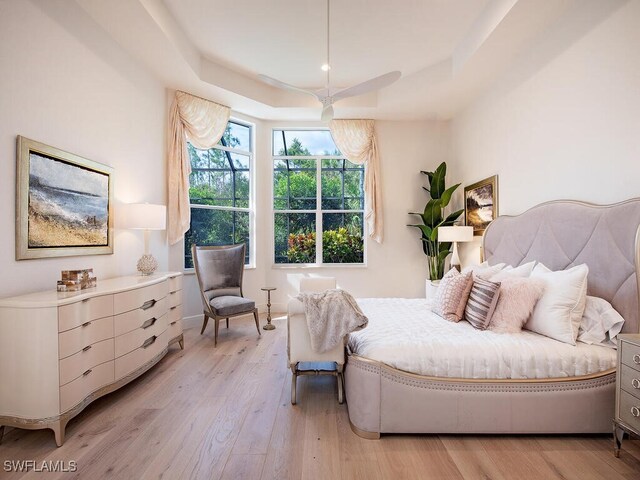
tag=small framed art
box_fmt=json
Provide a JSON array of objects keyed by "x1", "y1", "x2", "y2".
[
  {"x1": 16, "y1": 136, "x2": 114, "y2": 260},
  {"x1": 464, "y1": 175, "x2": 498, "y2": 235}
]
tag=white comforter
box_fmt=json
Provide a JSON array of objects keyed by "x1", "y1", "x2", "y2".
[{"x1": 348, "y1": 298, "x2": 617, "y2": 379}]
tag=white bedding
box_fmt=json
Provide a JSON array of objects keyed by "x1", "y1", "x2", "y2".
[{"x1": 347, "y1": 298, "x2": 617, "y2": 380}]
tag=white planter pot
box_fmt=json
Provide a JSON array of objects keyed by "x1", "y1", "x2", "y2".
[{"x1": 425, "y1": 279, "x2": 440, "y2": 300}]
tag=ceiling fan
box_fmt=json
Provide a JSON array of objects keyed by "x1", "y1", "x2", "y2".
[{"x1": 258, "y1": 0, "x2": 401, "y2": 121}]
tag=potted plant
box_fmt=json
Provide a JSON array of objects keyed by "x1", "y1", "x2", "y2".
[{"x1": 409, "y1": 162, "x2": 463, "y2": 285}]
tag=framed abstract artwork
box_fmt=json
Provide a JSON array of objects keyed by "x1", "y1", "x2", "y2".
[
  {"x1": 16, "y1": 136, "x2": 114, "y2": 260},
  {"x1": 464, "y1": 175, "x2": 498, "y2": 235}
]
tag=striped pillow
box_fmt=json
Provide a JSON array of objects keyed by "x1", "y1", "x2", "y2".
[{"x1": 465, "y1": 277, "x2": 501, "y2": 330}]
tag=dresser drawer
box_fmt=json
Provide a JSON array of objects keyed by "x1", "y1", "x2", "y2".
[
  {"x1": 115, "y1": 330, "x2": 168, "y2": 380},
  {"x1": 114, "y1": 281, "x2": 168, "y2": 315},
  {"x1": 621, "y1": 341, "x2": 640, "y2": 372},
  {"x1": 621, "y1": 364, "x2": 640, "y2": 400},
  {"x1": 59, "y1": 316, "x2": 114, "y2": 359},
  {"x1": 168, "y1": 318, "x2": 182, "y2": 342},
  {"x1": 113, "y1": 296, "x2": 167, "y2": 337},
  {"x1": 168, "y1": 304, "x2": 182, "y2": 324},
  {"x1": 168, "y1": 289, "x2": 182, "y2": 309},
  {"x1": 58, "y1": 295, "x2": 113, "y2": 332},
  {"x1": 115, "y1": 313, "x2": 168, "y2": 358},
  {"x1": 60, "y1": 360, "x2": 114, "y2": 413},
  {"x1": 59, "y1": 338, "x2": 114, "y2": 386},
  {"x1": 619, "y1": 389, "x2": 640, "y2": 431},
  {"x1": 168, "y1": 275, "x2": 182, "y2": 293}
]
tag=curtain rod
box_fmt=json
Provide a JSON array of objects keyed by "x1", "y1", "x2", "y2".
[{"x1": 175, "y1": 90, "x2": 228, "y2": 109}]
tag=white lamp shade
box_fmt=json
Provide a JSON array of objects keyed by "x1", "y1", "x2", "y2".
[
  {"x1": 123, "y1": 203, "x2": 166, "y2": 230},
  {"x1": 438, "y1": 226, "x2": 474, "y2": 243}
]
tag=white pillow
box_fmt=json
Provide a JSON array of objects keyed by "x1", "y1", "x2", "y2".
[
  {"x1": 578, "y1": 296, "x2": 625, "y2": 348},
  {"x1": 491, "y1": 261, "x2": 536, "y2": 281},
  {"x1": 525, "y1": 263, "x2": 589, "y2": 345},
  {"x1": 462, "y1": 262, "x2": 505, "y2": 279}
]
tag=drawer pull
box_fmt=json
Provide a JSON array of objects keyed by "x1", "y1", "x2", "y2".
[
  {"x1": 170, "y1": 321, "x2": 177, "y2": 326},
  {"x1": 632, "y1": 378, "x2": 640, "y2": 389},
  {"x1": 632, "y1": 406, "x2": 640, "y2": 417},
  {"x1": 170, "y1": 306, "x2": 177, "y2": 311},
  {"x1": 142, "y1": 335, "x2": 157, "y2": 349},
  {"x1": 141, "y1": 317, "x2": 157, "y2": 329},
  {"x1": 83, "y1": 369, "x2": 92, "y2": 377},
  {"x1": 82, "y1": 345, "x2": 92, "y2": 352},
  {"x1": 634, "y1": 354, "x2": 640, "y2": 364},
  {"x1": 82, "y1": 321, "x2": 92, "y2": 327},
  {"x1": 141, "y1": 299, "x2": 157, "y2": 311}
]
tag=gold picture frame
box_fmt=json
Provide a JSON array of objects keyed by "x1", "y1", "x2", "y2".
[
  {"x1": 16, "y1": 136, "x2": 114, "y2": 260},
  {"x1": 464, "y1": 175, "x2": 498, "y2": 235}
]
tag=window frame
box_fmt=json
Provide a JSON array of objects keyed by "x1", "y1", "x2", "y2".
[
  {"x1": 271, "y1": 128, "x2": 367, "y2": 268},
  {"x1": 184, "y1": 118, "x2": 256, "y2": 272}
]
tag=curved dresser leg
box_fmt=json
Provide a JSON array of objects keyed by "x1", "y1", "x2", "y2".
[
  {"x1": 614, "y1": 423, "x2": 624, "y2": 458},
  {"x1": 291, "y1": 374, "x2": 297, "y2": 405},
  {"x1": 337, "y1": 373, "x2": 344, "y2": 404},
  {"x1": 178, "y1": 335, "x2": 184, "y2": 350},
  {"x1": 52, "y1": 421, "x2": 65, "y2": 447}
]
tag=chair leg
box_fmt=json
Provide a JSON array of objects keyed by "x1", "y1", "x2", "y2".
[
  {"x1": 214, "y1": 318, "x2": 220, "y2": 347},
  {"x1": 253, "y1": 310, "x2": 261, "y2": 335},
  {"x1": 226, "y1": 318, "x2": 229, "y2": 329},
  {"x1": 200, "y1": 314, "x2": 209, "y2": 335}
]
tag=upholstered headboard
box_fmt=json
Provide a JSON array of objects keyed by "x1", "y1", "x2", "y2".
[{"x1": 483, "y1": 199, "x2": 640, "y2": 334}]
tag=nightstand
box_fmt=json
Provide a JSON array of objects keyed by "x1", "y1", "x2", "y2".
[{"x1": 614, "y1": 334, "x2": 640, "y2": 457}]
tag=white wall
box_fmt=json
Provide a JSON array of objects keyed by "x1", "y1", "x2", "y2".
[
  {"x1": 450, "y1": 0, "x2": 640, "y2": 266},
  {"x1": 173, "y1": 119, "x2": 451, "y2": 317},
  {"x1": 451, "y1": 0, "x2": 640, "y2": 214},
  {"x1": 0, "y1": 0, "x2": 167, "y2": 297}
]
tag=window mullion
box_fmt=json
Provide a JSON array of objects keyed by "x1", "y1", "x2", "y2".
[{"x1": 316, "y1": 159, "x2": 322, "y2": 265}]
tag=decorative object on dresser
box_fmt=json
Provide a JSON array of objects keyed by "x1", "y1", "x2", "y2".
[
  {"x1": 122, "y1": 203, "x2": 167, "y2": 275},
  {"x1": 0, "y1": 272, "x2": 183, "y2": 446},
  {"x1": 464, "y1": 175, "x2": 498, "y2": 235},
  {"x1": 261, "y1": 287, "x2": 277, "y2": 330},
  {"x1": 614, "y1": 334, "x2": 640, "y2": 457},
  {"x1": 408, "y1": 162, "x2": 463, "y2": 281},
  {"x1": 16, "y1": 136, "x2": 114, "y2": 260},
  {"x1": 437, "y1": 225, "x2": 473, "y2": 271},
  {"x1": 192, "y1": 244, "x2": 260, "y2": 346},
  {"x1": 57, "y1": 269, "x2": 97, "y2": 292}
]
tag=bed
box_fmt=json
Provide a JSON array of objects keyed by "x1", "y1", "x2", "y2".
[{"x1": 344, "y1": 199, "x2": 640, "y2": 438}]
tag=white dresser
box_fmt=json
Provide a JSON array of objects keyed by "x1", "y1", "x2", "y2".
[
  {"x1": 614, "y1": 334, "x2": 640, "y2": 457},
  {"x1": 0, "y1": 272, "x2": 183, "y2": 446}
]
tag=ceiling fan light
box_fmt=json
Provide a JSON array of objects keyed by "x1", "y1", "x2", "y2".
[{"x1": 321, "y1": 64, "x2": 331, "y2": 71}]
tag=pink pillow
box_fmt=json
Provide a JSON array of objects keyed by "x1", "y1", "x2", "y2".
[
  {"x1": 488, "y1": 277, "x2": 545, "y2": 333},
  {"x1": 431, "y1": 269, "x2": 473, "y2": 322}
]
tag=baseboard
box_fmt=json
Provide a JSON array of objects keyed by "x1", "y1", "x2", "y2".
[{"x1": 182, "y1": 303, "x2": 287, "y2": 330}]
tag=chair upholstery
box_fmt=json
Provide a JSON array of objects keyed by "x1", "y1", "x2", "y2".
[
  {"x1": 192, "y1": 244, "x2": 260, "y2": 345},
  {"x1": 287, "y1": 277, "x2": 345, "y2": 404}
]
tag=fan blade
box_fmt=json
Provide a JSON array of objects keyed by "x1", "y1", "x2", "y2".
[
  {"x1": 321, "y1": 104, "x2": 334, "y2": 121},
  {"x1": 257, "y1": 74, "x2": 319, "y2": 99},
  {"x1": 332, "y1": 71, "x2": 401, "y2": 102}
]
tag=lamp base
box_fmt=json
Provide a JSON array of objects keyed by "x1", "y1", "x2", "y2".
[{"x1": 137, "y1": 254, "x2": 158, "y2": 276}]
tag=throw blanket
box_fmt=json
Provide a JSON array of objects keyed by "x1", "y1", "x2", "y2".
[{"x1": 296, "y1": 289, "x2": 368, "y2": 353}]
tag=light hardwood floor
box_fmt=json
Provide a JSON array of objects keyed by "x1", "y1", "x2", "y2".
[{"x1": 1, "y1": 315, "x2": 640, "y2": 479}]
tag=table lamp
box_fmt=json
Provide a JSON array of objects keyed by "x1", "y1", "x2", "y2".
[
  {"x1": 438, "y1": 225, "x2": 474, "y2": 271},
  {"x1": 123, "y1": 203, "x2": 166, "y2": 275}
]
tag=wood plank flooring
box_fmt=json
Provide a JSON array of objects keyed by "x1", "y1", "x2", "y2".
[{"x1": 1, "y1": 315, "x2": 639, "y2": 479}]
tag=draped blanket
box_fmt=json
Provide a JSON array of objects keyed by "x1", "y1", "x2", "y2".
[{"x1": 296, "y1": 289, "x2": 368, "y2": 353}]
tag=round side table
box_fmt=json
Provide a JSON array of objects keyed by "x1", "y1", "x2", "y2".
[{"x1": 261, "y1": 287, "x2": 277, "y2": 330}]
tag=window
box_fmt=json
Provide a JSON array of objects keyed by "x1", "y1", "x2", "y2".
[
  {"x1": 184, "y1": 120, "x2": 253, "y2": 269},
  {"x1": 273, "y1": 129, "x2": 365, "y2": 265}
]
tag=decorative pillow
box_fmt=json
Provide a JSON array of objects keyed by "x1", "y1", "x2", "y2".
[
  {"x1": 524, "y1": 263, "x2": 589, "y2": 344},
  {"x1": 465, "y1": 277, "x2": 501, "y2": 330},
  {"x1": 431, "y1": 269, "x2": 473, "y2": 322},
  {"x1": 577, "y1": 296, "x2": 625, "y2": 348},
  {"x1": 491, "y1": 261, "x2": 536, "y2": 280},
  {"x1": 488, "y1": 277, "x2": 545, "y2": 333},
  {"x1": 462, "y1": 262, "x2": 506, "y2": 280}
]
